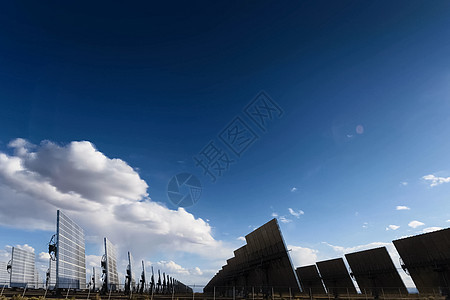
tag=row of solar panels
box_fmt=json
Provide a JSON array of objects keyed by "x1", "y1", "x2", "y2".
[
  {"x1": 298, "y1": 228, "x2": 450, "y2": 296},
  {"x1": 2, "y1": 210, "x2": 191, "y2": 293},
  {"x1": 204, "y1": 218, "x2": 450, "y2": 297}
]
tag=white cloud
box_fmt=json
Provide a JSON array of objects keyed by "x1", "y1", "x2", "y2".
[
  {"x1": 271, "y1": 212, "x2": 278, "y2": 217},
  {"x1": 38, "y1": 252, "x2": 50, "y2": 261},
  {"x1": 386, "y1": 225, "x2": 400, "y2": 231},
  {"x1": 279, "y1": 216, "x2": 292, "y2": 224},
  {"x1": 362, "y1": 222, "x2": 368, "y2": 229},
  {"x1": 422, "y1": 174, "x2": 450, "y2": 187},
  {"x1": 14, "y1": 244, "x2": 35, "y2": 253},
  {"x1": 400, "y1": 181, "x2": 408, "y2": 186},
  {"x1": 447, "y1": 220, "x2": 450, "y2": 223},
  {"x1": 0, "y1": 138, "x2": 232, "y2": 262},
  {"x1": 396, "y1": 206, "x2": 410, "y2": 211},
  {"x1": 288, "y1": 245, "x2": 318, "y2": 267},
  {"x1": 237, "y1": 236, "x2": 246, "y2": 242},
  {"x1": 421, "y1": 227, "x2": 443, "y2": 234},
  {"x1": 290, "y1": 187, "x2": 297, "y2": 192},
  {"x1": 288, "y1": 208, "x2": 304, "y2": 218},
  {"x1": 408, "y1": 220, "x2": 425, "y2": 228}
]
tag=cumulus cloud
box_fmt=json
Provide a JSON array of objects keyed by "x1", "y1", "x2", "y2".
[
  {"x1": 0, "y1": 138, "x2": 231, "y2": 262},
  {"x1": 408, "y1": 220, "x2": 425, "y2": 228},
  {"x1": 396, "y1": 206, "x2": 410, "y2": 211},
  {"x1": 400, "y1": 182, "x2": 408, "y2": 186},
  {"x1": 288, "y1": 245, "x2": 318, "y2": 267},
  {"x1": 386, "y1": 225, "x2": 400, "y2": 231},
  {"x1": 271, "y1": 212, "x2": 278, "y2": 217},
  {"x1": 288, "y1": 208, "x2": 304, "y2": 218},
  {"x1": 422, "y1": 174, "x2": 450, "y2": 187},
  {"x1": 290, "y1": 187, "x2": 297, "y2": 192},
  {"x1": 13, "y1": 244, "x2": 35, "y2": 253},
  {"x1": 237, "y1": 236, "x2": 246, "y2": 242}
]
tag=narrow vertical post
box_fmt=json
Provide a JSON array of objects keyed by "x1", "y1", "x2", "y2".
[
  {"x1": 22, "y1": 283, "x2": 28, "y2": 297},
  {"x1": 87, "y1": 287, "x2": 91, "y2": 300},
  {"x1": 381, "y1": 287, "x2": 385, "y2": 299},
  {"x1": 65, "y1": 285, "x2": 71, "y2": 299},
  {"x1": 289, "y1": 287, "x2": 292, "y2": 300},
  {"x1": 233, "y1": 286, "x2": 236, "y2": 300},
  {"x1": 271, "y1": 287, "x2": 274, "y2": 300},
  {"x1": 1, "y1": 284, "x2": 5, "y2": 297},
  {"x1": 108, "y1": 288, "x2": 112, "y2": 300},
  {"x1": 213, "y1": 286, "x2": 216, "y2": 300},
  {"x1": 192, "y1": 284, "x2": 195, "y2": 300},
  {"x1": 364, "y1": 288, "x2": 368, "y2": 300},
  {"x1": 172, "y1": 284, "x2": 174, "y2": 300},
  {"x1": 151, "y1": 284, "x2": 154, "y2": 300},
  {"x1": 252, "y1": 286, "x2": 254, "y2": 300}
]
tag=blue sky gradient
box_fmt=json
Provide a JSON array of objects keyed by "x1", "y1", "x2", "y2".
[{"x1": 0, "y1": 1, "x2": 450, "y2": 287}]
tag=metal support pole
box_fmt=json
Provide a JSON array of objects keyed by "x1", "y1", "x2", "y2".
[
  {"x1": 22, "y1": 283, "x2": 28, "y2": 297},
  {"x1": 213, "y1": 286, "x2": 216, "y2": 300},
  {"x1": 1, "y1": 285, "x2": 5, "y2": 297},
  {"x1": 252, "y1": 286, "x2": 254, "y2": 300},
  {"x1": 65, "y1": 285, "x2": 71, "y2": 299},
  {"x1": 87, "y1": 287, "x2": 91, "y2": 300},
  {"x1": 108, "y1": 288, "x2": 112, "y2": 300},
  {"x1": 289, "y1": 287, "x2": 292, "y2": 300},
  {"x1": 272, "y1": 287, "x2": 274, "y2": 300},
  {"x1": 193, "y1": 284, "x2": 195, "y2": 300},
  {"x1": 151, "y1": 285, "x2": 154, "y2": 300}
]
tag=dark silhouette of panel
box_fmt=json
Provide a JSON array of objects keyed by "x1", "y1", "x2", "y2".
[
  {"x1": 316, "y1": 258, "x2": 357, "y2": 296},
  {"x1": 393, "y1": 228, "x2": 450, "y2": 296},
  {"x1": 296, "y1": 265, "x2": 326, "y2": 295},
  {"x1": 204, "y1": 219, "x2": 301, "y2": 296},
  {"x1": 345, "y1": 247, "x2": 407, "y2": 297}
]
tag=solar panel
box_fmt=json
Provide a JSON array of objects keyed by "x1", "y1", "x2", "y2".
[
  {"x1": 393, "y1": 228, "x2": 450, "y2": 295},
  {"x1": 204, "y1": 219, "x2": 301, "y2": 295},
  {"x1": 47, "y1": 258, "x2": 56, "y2": 289},
  {"x1": 9, "y1": 247, "x2": 36, "y2": 288},
  {"x1": 104, "y1": 238, "x2": 119, "y2": 291},
  {"x1": 0, "y1": 261, "x2": 9, "y2": 287},
  {"x1": 56, "y1": 210, "x2": 86, "y2": 289},
  {"x1": 316, "y1": 258, "x2": 357, "y2": 295},
  {"x1": 295, "y1": 265, "x2": 326, "y2": 295},
  {"x1": 345, "y1": 247, "x2": 407, "y2": 296}
]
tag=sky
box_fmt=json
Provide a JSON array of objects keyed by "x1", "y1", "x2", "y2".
[{"x1": 0, "y1": 0, "x2": 450, "y2": 289}]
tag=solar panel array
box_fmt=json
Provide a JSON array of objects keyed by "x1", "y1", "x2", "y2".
[
  {"x1": 204, "y1": 219, "x2": 300, "y2": 295},
  {"x1": 104, "y1": 238, "x2": 119, "y2": 291},
  {"x1": 56, "y1": 210, "x2": 86, "y2": 289},
  {"x1": 9, "y1": 247, "x2": 36, "y2": 288},
  {"x1": 0, "y1": 261, "x2": 9, "y2": 287},
  {"x1": 393, "y1": 228, "x2": 450, "y2": 295},
  {"x1": 345, "y1": 247, "x2": 407, "y2": 295},
  {"x1": 316, "y1": 258, "x2": 356, "y2": 295},
  {"x1": 295, "y1": 265, "x2": 325, "y2": 295}
]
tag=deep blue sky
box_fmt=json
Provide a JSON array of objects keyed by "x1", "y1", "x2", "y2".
[{"x1": 1, "y1": 1, "x2": 450, "y2": 286}]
